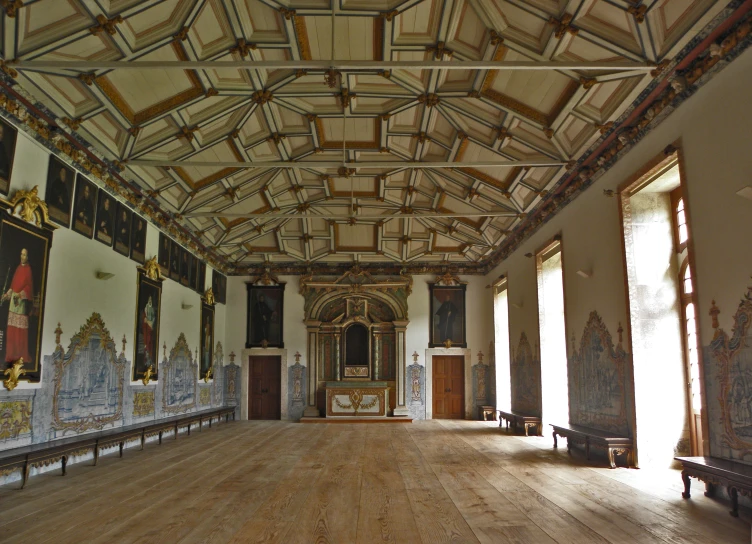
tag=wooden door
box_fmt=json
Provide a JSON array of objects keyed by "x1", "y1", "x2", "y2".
[
  {"x1": 432, "y1": 356, "x2": 464, "y2": 419},
  {"x1": 249, "y1": 356, "x2": 281, "y2": 420}
]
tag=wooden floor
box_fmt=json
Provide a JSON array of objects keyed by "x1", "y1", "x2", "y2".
[{"x1": 0, "y1": 420, "x2": 748, "y2": 543}]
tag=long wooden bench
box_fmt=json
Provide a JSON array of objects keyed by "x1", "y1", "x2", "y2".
[
  {"x1": 0, "y1": 407, "x2": 235, "y2": 489},
  {"x1": 497, "y1": 409, "x2": 542, "y2": 436},
  {"x1": 551, "y1": 423, "x2": 633, "y2": 469},
  {"x1": 675, "y1": 456, "x2": 752, "y2": 517}
]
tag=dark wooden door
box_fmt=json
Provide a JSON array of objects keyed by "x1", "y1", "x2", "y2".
[
  {"x1": 249, "y1": 356, "x2": 281, "y2": 420},
  {"x1": 432, "y1": 356, "x2": 464, "y2": 419}
]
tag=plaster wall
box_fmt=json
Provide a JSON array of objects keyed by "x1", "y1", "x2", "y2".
[
  {"x1": 223, "y1": 273, "x2": 493, "y2": 420},
  {"x1": 486, "y1": 47, "x2": 752, "y2": 465},
  {"x1": 0, "y1": 122, "x2": 227, "y2": 458}
]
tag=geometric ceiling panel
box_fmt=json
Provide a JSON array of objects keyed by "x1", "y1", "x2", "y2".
[{"x1": 4, "y1": 0, "x2": 738, "y2": 271}]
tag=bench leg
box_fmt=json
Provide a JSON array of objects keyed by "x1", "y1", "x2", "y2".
[
  {"x1": 553, "y1": 431, "x2": 558, "y2": 449},
  {"x1": 119, "y1": 441, "x2": 124, "y2": 458},
  {"x1": 681, "y1": 470, "x2": 691, "y2": 499},
  {"x1": 728, "y1": 487, "x2": 739, "y2": 517},
  {"x1": 566, "y1": 438, "x2": 572, "y2": 454},
  {"x1": 524, "y1": 423, "x2": 531, "y2": 437},
  {"x1": 159, "y1": 431, "x2": 163, "y2": 445},
  {"x1": 94, "y1": 443, "x2": 99, "y2": 466},
  {"x1": 61, "y1": 455, "x2": 67, "y2": 476},
  {"x1": 22, "y1": 461, "x2": 30, "y2": 489},
  {"x1": 141, "y1": 431, "x2": 146, "y2": 451},
  {"x1": 704, "y1": 482, "x2": 714, "y2": 497},
  {"x1": 607, "y1": 448, "x2": 616, "y2": 469},
  {"x1": 175, "y1": 422, "x2": 179, "y2": 439},
  {"x1": 538, "y1": 424, "x2": 543, "y2": 437}
]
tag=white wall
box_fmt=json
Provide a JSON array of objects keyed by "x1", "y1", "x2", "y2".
[
  {"x1": 5, "y1": 127, "x2": 224, "y2": 389},
  {"x1": 484, "y1": 46, "x2": 752, "y2": 464}
]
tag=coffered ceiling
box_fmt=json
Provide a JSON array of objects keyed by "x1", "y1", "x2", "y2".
[{"x1": 4, "y1": 0, "x2": 733, "y2": 271}]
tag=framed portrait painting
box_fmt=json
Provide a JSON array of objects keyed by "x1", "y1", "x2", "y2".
[
  {"x1": 169, "y1": 241, "x2": 180, "y2": 282},
  {"x1": 188, "y1": 253, "x2": 197, "y2": 291},
  {"x1": 158, "y1": 232, "x2": 170, "y2": 276},
  {"x1": 429, "y1": 284, "x2": 466, "y2": 347},
  {"x1": 179, "y1": 248, "x2": 190, "y2": 287},
  {"x1": 212, "y1": 270, "x2": 227, "y2": 304},
  {"x1": 130, "y1": 214, "x2": 146, "y2": 264},
  {"x1": 196, "y1": 260, "x2": 206, "y2": 294},
  {"x1": 44, "y1": 156, "x2": 75, "y2": 227},
  {"x1": 246, "y1": 284, "x2": 284, "y2": 348},
  {"x1": 113, "y1": 203, "x2": 131, "y2": 257},
  {"x1": 71, "y1": 176, "x2": 96, "y2": 238},
  {"x1": 199, "y1": 301, "x2": 214, "y2": 380},
  {"x1": 0, "y1": 118, "x2": 18, "y2": 195},
  {"x1": 0, "y1": 207, "x2": 55, "y2": 382},
  {"x1": 133, "y1": 268, "x2": 163, "y2": 382},
  {"x1": 94, "y1": 189, "x2": 115, "y2": 247}
]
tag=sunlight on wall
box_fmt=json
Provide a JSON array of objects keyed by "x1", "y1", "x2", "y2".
[
  {"x1": 626, "y1": 191, "x2": 688, "y2": 467},
  {"x1": 538, "y1": 248, "x2": 569, "y2": 427},
  {"x1": 494, "y1": 283, "x2": 511, "y2": 410}
]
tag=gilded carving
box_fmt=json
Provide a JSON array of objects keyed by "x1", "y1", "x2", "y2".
[
  {"x1": 9, "y1": 186, "x2": 50, "y2": 227},
  {"x1": 3, "y1": 358, "x2": 25, "y2": 391},
  {"x1": 0, "y1": 399, "x2": 31, "y2": 439},
  {"x1": 199, "y1": 386, "x2": 211, "y2": 406},
  {"x1": 133, "y1": 391, "x2": 155, "y2": 418}
]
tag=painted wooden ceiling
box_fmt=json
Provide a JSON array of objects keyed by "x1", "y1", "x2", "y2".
[{"x1": 8, "y1": 0, "x2": 729, "y2": 269}]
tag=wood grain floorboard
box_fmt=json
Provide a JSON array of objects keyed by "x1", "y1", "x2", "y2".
[{"x1": 0, "y1": 420, "x2": 748, "y2": 544}]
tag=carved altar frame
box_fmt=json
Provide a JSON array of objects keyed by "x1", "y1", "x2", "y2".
[{"x1": 300, "y1": 266, "x2": 411, "y2": 417}]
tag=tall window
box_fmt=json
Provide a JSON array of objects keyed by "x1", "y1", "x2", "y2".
[
  {"x1": 672, "y1": 188, "x2": 704, "y2": 453},
  {"x1": 537, "y1": 240, "x2": 568, "y2": 426},
  {"x1": 493, "y1": 278, "x2": 511, "y2": 411}
]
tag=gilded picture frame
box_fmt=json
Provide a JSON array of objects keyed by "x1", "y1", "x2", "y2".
[
  {"x1": 246, "y1": 284, "x2": 284, "y2": 348},
  {"x1": 428, "y1": 284, "x2": 466, "y2": 347},
  {"x1": 0, "y1": 198, "x2": 56, "y2": 382},
  {"x1": 133, "y1": 268, "x2": 163, "y2": 382},
  {"x1": 199, "y1": 300, "x2": 214, "y2": 380}
]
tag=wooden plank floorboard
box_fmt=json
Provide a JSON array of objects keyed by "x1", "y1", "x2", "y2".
[{"x1": 0, "y1": 420, "x2": 748, "y2": 544}]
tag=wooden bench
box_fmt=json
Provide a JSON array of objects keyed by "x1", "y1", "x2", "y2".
[
  {"x1": 478, "y1": 405, "x2": 496, "y2": 421},
  {"x1": 497, "y1": 409, "x2": 542, "y2": 436},
  {"x1": 0, "y1": 407, "x2": 236, "y2": 489},
  {"x1": 551, "y1": 423, "x2": 633, "y2": 468},
  {"x1": 675, "y1": 456, "x2": 752, "y2": 517}
]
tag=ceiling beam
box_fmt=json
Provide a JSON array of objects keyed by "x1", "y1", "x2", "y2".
[
  {"x1": 12, "y1": 60, "x2": 655, "y2": 72},
  {"x1": 185, "y1": 211, "x2": 521, "y2": 219},
  {"x1": 127, "y1": 160, "x2": 566, "y2": 168}
]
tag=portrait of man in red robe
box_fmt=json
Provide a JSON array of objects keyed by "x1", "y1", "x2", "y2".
[{"x1": 2, "y1": 248, "x2": 33, "y2": 362}]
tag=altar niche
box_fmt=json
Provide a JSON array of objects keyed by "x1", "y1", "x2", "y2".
[{"x1": 319, "y1": 297, "x2": 396, "y2": 383}]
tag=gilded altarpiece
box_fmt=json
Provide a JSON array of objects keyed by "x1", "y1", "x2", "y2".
[
  {"x1": 510, "y1": 332, "x2": 541, "y2": 417},
  {"x1": 301, "y1": 267, "x2": 411, "y2": 417},
  {"x1": 161, "y1": 333, "x2": 197, "y2": 415},
  {"x1": 51, "y1": 313, "x2": 126, "y2": 434},
  {"x1": 706, "y1": 288, "x2": 752, "y2": 462},
  {"x1": 568, "y1": 312, "x2": 629, "y2": 435}
]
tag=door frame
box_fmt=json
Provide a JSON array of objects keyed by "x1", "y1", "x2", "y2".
[
  {"x1": 425, "y1": 348, "x2": 471, "y2": 419},
  {"x1": 241, "y1": 348, "x2": 288, "y2": 420}
]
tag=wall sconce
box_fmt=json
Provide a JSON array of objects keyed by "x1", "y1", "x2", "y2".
[
  {"x1": 181, "y1": 303, "x2": 193, "y2": 310},
  {"x1": 576, "y1": 269, "x2": 592, "y2": 279},
  {"x1": 95, "y1": 271, "x2": 115, "y2": 280}
]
